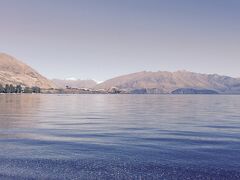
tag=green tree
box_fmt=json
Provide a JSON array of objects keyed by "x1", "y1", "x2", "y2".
[
  {"x1": 16, "y1": 85, "x2": 22, "y2": 93},
  {"x1": 5, "y1": 84, "x2": 11, "y2": 93},
  {"x1": 0, "y1": 84, "x2": 4, "y2": 93},
  {"x1": 32, "y1": 86, "x2": 41, "y2": 93},
  {"x1": 9, "y1": 84, "x2": 16, "y2": 93}
]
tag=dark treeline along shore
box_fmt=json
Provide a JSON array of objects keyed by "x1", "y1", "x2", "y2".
[
  {"x1": 42, "y1": 86, "x2": 220, "y2": 95},
  {"x1": 0, "y1": 84, "x2": 41, "y2": 94}
]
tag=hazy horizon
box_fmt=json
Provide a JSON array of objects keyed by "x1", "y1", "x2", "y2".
[{"x1": 1, "y1": 0, "x2": 240, "y2": 81}]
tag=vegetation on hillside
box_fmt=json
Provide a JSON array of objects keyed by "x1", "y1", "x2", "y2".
[{"x1": 0, "y1": 84, "x2": 41, "y2": 93}]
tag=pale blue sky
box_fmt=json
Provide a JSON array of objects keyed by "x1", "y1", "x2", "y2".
[{"x1": 0, "y1": 0, "x2": 240, "y2": 81}]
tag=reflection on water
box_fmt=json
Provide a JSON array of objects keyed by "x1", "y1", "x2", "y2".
[
  {"x1": 0, "y1": 94, "x2": 240, "y2": 179},
  {"x1": 0, "y1": 94, "x2": 42, "y2": 129}
]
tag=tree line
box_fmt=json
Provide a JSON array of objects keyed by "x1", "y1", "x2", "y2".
[{"x1": 0, "y1": 84, "x2": 41, "y2": 93}]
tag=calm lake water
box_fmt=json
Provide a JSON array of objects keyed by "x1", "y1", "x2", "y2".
[{"x1": 0, "y1": 94, "x2": 240, "y2": 179}]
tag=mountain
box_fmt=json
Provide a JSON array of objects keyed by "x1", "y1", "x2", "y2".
[
  {"x1": 0, "y1": 53, "x2": 57, "y2": 89},
  {"x1": 96, "y1": 71, "x2": 240, "y2": 94},
  {"x1": 52, "y1": 79, "x2": 97, "y2": 89},
  {"x1": 2, "y1": 52, "x2": 240, "y2": 94},
  {"x1": 172, "y1": 88, "x2": 218, "y2": 94}
]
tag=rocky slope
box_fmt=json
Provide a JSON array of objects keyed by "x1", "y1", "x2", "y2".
[
  {"x1": 96, "y1": 71, "x2": 240, "y2": 94},
  {"x1": 0, "y1": 53, "x2": 57, "y2": 89}
]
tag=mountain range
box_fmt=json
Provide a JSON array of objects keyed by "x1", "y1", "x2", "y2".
[
  {"x1": 0, "y1": 53, "x2": 56, "y2": 89},
  {"x1": 1, "y1": 53, "x2": 240, "y2": 94},
  {"x1": 52, "y1": 79, "x2": 97, "y2": 89},
  {"x1": 96, "y1": 71, "x2": 240, "y2": 94}
]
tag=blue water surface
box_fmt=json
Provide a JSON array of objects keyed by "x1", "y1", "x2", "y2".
[{"x1": 0, "y1": 94, "x2": 240, "y2": 179}]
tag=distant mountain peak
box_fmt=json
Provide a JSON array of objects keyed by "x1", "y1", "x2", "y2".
[
  {"x1": 65, "y1": 77, "x2": 78, "y2": 81},
  {"x1": 52, "y1": 79, "x2": 97, "y2": 89}
]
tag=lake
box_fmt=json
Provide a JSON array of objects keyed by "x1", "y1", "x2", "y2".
[{"x1": 0, "y1": 94, "x2": 240, "y2": 179}]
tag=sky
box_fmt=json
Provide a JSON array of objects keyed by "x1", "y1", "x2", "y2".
[{"x1": 0, "y1": 0, "x2": 240, "y2": 81}]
